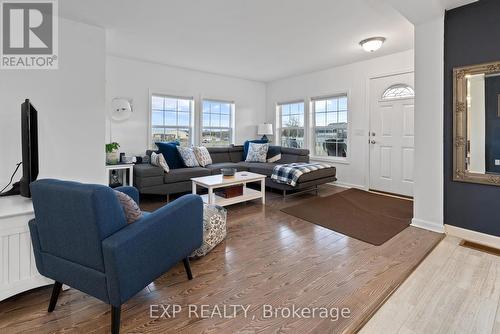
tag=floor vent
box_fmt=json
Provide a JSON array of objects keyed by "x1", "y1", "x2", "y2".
[{"x1": 459, "y1": 240, "x2": 500, "y2": 257}]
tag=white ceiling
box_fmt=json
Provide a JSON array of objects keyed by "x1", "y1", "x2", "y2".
[
  {"x1": 384, "y1": 0, "x2": 477, "y2": 24},
  {"x1": 59, "y1": 0, "x2": 416, "y2": 82},
  {"x1": 58, "y1": 0, "x2": 479, "y2": 82}
]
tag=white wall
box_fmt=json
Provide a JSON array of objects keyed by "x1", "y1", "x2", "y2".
[
  {"x1": 0, "y1": 18, "x2": 106, "y2": 187},
  {"x1": 411, "y1": 17, "x2": 444, "y2": 233},
  {"x1": 106, "y1": 55, "x2": 267, "y2": 156},
  {"x1": 266, "y1": 50, "x2": 414, "y2": 188}
]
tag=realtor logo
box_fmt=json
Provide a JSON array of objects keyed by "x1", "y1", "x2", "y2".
[{"x1": 1, "y1": 0, "x2": 58, "y2": 69}]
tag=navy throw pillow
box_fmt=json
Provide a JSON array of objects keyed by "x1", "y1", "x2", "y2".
[
  {"x1": 243, "y1": 139, "x2": 269, "y2": 160},
  {"x1": 155, "y1": 141, "x2": 186, "y2": 169},
  {"x1": 266, "y1": 145, "x2": 281, "y2": 159}
]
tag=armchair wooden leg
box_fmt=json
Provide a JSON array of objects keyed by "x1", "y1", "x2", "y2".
[
  {"x1": 111, "y1": 305, "x2": 121, "y2": 334},
  {"x1": 47, "y1": 281, "x2": 62, "y2": 312},
  {"x1": 183, "y1": 258, "x2": 193, "y2": 280}
]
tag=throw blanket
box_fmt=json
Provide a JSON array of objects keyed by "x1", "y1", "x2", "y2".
[{"x1": 271, "y1": 162, "x2": 333, "y2": 187}]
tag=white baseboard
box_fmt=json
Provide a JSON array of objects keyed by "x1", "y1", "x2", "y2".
[
  {"x1": 328, "y1": 181, "x2": 366, "y2": 190},
  {"x1": 445, "y1": 224, "x2": 500, "y2": 249},
  {"x1": 411, "y1": 218, "x2": 445, "y2": 233}
]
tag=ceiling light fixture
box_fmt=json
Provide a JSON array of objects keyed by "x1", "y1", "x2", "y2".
[{"x1": 359, "y1": 37, "x2": 386, "y2": 53}]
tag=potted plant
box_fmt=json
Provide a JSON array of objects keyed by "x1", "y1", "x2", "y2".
[{"x1": 105, "y1": 142, "x2": 120, "y2": 164}]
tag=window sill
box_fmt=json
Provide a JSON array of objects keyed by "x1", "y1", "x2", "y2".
[{"x1": 310, "y1": 156, "x2": 350, "y2": 165}]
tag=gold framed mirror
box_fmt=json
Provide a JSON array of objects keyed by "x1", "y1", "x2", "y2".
[{"x1": 453, "y1": 60, "x2": 500, "y2": 185}]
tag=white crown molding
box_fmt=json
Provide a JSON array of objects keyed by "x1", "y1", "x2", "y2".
[{"x1": 445, "y1": 224, "x2": 500, "y2": 249}]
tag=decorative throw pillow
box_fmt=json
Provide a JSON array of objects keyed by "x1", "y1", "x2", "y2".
[
  {"x1": 193, "y1": 146, "x2": 213, "y2": 167},
  {"x1": 243, "y1": 139, "x2": 268, "y2": 160},
  {"x1": 245, "y1": 142, "x2": 269, "y2": 162},
  {"x1": 150, "y1": 152, "x2": 169, "y2": 173},
  {"x1": 266, "y1": 145, "x2": 282, "y2": 163},
  {"x1": 177, "y1": 146, "x2": 200, "y2": 167},
  {"x1": 155, "y1": 141, "x2": 185, "y2": 169},
  {"x1": 114, "y1": 190, "x2": 143, "y2": 224}
]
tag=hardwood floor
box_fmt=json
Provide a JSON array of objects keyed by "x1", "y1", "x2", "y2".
[
  {"x1": 0, "y1": 185, "x2": 442, "y2": 334},
  {"x1": 360, "y1": 235, "x2": 500, "y2": 334}
]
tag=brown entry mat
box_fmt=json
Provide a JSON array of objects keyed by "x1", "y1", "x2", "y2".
[{"x1": 281, "y1": 188, "x2": 413, "y2": 245}]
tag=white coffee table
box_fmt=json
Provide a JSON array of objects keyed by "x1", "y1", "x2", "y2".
[{"x1": 191, "y1": 171, "x2": 266, "y2": 206}]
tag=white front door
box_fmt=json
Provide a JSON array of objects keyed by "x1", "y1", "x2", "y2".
[{"x1": 369, "y1": 72, "x2": 415, "y2": 197}]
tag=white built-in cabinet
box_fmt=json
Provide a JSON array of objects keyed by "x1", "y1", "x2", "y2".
[{"x1": 0, "y1": 196, "x2": 51, "y2": 301}]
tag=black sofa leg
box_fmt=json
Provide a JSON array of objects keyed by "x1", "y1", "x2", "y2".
[
  {"x1": 47, "y1": 281, "x2": 62, "y2": 312},
  {"x1": 111, "y1": 305, "x2": 121, "y2": 334},
  {"x1": 183, "y1": 258, "x2": 193, "y2": 280}
]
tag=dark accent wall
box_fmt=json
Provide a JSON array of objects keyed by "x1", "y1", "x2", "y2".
[{"x1": 444, "y1": 0, "x2": 500, "y2": 237}]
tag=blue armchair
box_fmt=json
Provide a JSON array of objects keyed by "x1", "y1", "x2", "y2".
[{"x1": 28, "y1": 179, "x2": 203, "y2": 334}]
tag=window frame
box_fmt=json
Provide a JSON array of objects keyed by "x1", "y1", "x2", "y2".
[
  {"x1": 381, "y1": 84, "x2": 415, "y2": 101},
  {"x1": 200, "y1": 99, "x2": 235, "y2": 147},
  {"x1": 310, "y1": 93, "x2": 350, "y2": 163},
  {"x1": 276, "y1": 100, "x2": 306, "y2": 149},
  {"x1": 149, "y1": 92, "x2": 195, "y2": 148}
]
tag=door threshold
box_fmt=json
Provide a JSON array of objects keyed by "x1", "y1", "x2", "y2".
[{"x1": 368, "y1": 189, "x2": 413, "y2": 201}]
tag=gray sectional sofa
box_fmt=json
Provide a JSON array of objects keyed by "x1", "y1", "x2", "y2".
[{"x1": 133, "y1": 145, "x2": 336, "y2": 198}]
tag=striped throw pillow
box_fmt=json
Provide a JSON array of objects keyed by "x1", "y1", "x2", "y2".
[{"x1": 151, "y1": 152, "x2": 169, "y2": 173}]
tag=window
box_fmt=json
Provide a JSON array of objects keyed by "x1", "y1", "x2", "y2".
[
  {"x1": 278, "y1": 101, "x2": 305, "y2": 148},
  {"x1": 381, "y1": 84, "x2": 414, "y2": 100},
  {"x1": 312, "y1": 95, "x2": 348, "y2": 158},
  {"x1": 151, "y1": 94, "x2": 193, "y2": 146},
  {"x1": 202, "y1": 100, "x2": 234, "y2": 146}
]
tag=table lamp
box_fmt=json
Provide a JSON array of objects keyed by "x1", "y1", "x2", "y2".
[{"x1": 257, "y1": 123, "x2": 273, "y2": 141}]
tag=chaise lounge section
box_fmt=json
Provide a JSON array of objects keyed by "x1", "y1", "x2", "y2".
[{"x1": 133, "y1": 145, "x2": 337, "y2": 198}]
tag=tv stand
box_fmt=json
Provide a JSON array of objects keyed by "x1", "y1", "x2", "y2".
[{"x1": 0, "y1": 182, "x2": 21, "y2": 197}]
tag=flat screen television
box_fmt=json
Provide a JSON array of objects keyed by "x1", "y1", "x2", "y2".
[
  {"x1": 0, "y1": 99, "x2": 39, "y2": 198},
  {"x1": 20, "y1": 99, "x2": 39, "y2": 197}
]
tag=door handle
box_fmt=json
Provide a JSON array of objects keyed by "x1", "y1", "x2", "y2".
[{"x1": 370, "y1": 140, "x2": 376, "y2": 144}]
